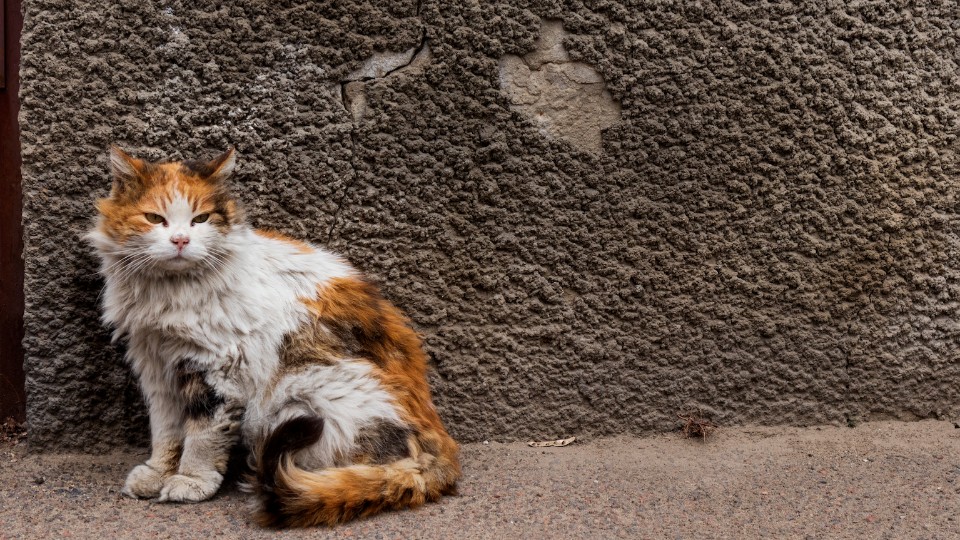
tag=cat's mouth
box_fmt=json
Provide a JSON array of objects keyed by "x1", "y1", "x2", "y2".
[{"x1": 159, "y1": 253, "x2": 199, "y2": 271}]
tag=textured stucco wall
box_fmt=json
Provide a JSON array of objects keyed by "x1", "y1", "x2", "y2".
[{"x1": 19, "y1": 1, "x2": 960, "y2": 450}]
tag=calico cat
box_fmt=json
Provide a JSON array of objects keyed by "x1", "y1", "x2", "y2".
[{"x1": 87, "y1": 147, "x2": 461, "y2": 527}]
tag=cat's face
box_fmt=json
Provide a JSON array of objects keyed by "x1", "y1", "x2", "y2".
[{"x1": 89, "y1": 147, "x2": 241, "y2": 275}]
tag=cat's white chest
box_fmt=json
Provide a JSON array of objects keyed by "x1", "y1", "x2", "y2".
[{"x1": 105, "y1": 267, "x2": 300, "y2": 388}]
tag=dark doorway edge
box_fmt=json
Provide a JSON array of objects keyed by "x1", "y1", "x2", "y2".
[{"x1": 0, "y1": 0, "x2": 25, "y2": 422}]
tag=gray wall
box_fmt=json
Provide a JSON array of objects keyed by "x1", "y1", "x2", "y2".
[{"x1": 20, "y1": 0, "x2": 960, "y2": 450}]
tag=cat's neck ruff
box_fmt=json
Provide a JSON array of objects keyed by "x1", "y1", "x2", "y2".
[{"x1": 97, "y1": 224, "x2": 355, "y2": 341}]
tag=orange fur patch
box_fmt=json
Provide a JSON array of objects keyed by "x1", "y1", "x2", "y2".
[
  {"x1": 270, "y1": 458, "x2": 429, "y2": 527},
  {"x1": 302, "y1": 278, "x2": 452, "y2": 436},
  {"x1": 254, "y1": 230, "x2": 314, "y2": 254},
  {"x1": 96, "y1": 160, "x2": 237, "y2": 242}
]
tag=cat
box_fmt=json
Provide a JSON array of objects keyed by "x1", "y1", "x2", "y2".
[{"x1": 86, "y1": 146, "x2": 461, "y2": 527}]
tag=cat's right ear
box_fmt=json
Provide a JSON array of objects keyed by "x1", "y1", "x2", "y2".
[{"x1": 109, "y1": 146, "x2": 145, "y2": 198}]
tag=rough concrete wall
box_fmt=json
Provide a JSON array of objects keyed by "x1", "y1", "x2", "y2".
[{"x1": 19, "y1": 0, "x2": 960, "y2": 450}]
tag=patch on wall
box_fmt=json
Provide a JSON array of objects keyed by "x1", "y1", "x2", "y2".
[{"x1": 498, "y1": 19, "x2": 621, "y2": 153}]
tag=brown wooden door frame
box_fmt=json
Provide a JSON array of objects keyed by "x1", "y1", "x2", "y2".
[{"x1": 0, "y1": 0, "x2": 24, "y2": 422}]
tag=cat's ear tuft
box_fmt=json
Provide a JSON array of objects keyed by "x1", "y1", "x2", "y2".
[
  {"x1": 206, "y1": 147, "x2": 236, "y2": 183},
  {"x1": 109, "y1": 146, "x2": 145, "y2": 197}
]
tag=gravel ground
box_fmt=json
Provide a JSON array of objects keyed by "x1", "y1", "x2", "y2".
[{"x1": 2, "y1": 420, "x2": 960, "y2": 539}]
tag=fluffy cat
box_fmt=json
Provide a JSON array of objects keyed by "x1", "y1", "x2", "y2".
[{"x1": 86, "y1": 147, "x2": 461, "y2": 527}]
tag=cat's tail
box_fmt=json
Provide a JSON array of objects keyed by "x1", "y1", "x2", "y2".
[{"x1": 253, "y1": 416, "x2": 460, "y2": 528}]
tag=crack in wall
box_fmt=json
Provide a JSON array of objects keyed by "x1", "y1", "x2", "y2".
[
  {"x1": 338, "y1": 34, "x2": 430, "y2": 122},
  {"x1": 329, "y1": 33, "x2": 431, "y2": 242}
]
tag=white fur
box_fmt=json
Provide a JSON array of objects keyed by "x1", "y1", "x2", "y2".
[
  {"x1": 89, "y1": 210, "x2": 401, "y2": 500},
  {"x1": 247, "y1": 361, "x2": 403, "y2": 469}
]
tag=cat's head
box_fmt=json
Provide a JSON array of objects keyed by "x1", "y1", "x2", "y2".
[{"x1": 88, "y1": 146, "x2": 242, "y2": 275}]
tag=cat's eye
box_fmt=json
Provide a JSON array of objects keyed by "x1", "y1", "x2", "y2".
[
  {"x1": 144, "y1": 213, "x2": 166, "y2": 225},
  {"x1": 192, "y1": 213, "x2": 210, "y2": 225}
]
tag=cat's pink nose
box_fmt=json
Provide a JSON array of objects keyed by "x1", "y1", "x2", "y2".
[{"x1": 171, "y1": 234, "x2": 190, "y2": 251}]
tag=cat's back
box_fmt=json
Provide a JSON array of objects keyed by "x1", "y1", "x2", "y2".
[{"x1": 247, "y1": 229, "x2": 354, "y2": 286}]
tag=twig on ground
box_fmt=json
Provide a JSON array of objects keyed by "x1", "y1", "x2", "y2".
[
  {"x1": 678, "y1": 411, "x2": 717, "y2": 441},
  {"x1": 0, "y1": 417, "x2": 26, "y2": 445}
]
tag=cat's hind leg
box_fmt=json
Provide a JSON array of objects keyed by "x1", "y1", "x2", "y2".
[
  {"x1": 248, "y1": 361, "x2": 460, "y2": 526},
  {"x1": 251, "y1": 361, "x2": 405, "y2": 472}
]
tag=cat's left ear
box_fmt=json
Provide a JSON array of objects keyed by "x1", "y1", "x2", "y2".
[{"x1": 205, "y1": 147, "x2": 236, "y2": 184}]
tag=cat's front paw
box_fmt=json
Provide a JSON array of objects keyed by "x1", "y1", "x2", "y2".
[
  {"x1": 158, "y1": 472, "x2": 222, "y2": 503},
  {"x1": 121, "y1": 464, "x2": 167, "y2": 499}
]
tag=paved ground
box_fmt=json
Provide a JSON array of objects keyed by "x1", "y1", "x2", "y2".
[{"x1": 2, "y1": 420, "x2": 960, "y2": 539}]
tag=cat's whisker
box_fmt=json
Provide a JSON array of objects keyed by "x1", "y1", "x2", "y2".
[
  {"x1": 99, "y1": 252, "x2": 143, "y2": 276},
  {"x1": 113, "y1": 253, "x2": 156, "y2": 283},
  {"x1": 200, "y1": 250, "x2": 232, "y2": 283}
]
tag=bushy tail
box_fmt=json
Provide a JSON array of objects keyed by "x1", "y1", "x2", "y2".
[{"x1": 254, "y1": 417, "x2": 460, "y2": 528}]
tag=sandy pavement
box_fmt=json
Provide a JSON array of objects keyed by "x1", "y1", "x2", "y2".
[{"x1": 2, "y1": 420, "x2": 960, "y2": 539}]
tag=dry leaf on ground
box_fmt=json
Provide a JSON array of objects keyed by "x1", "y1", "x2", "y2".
[{"x1": 528, "y1": 437, "x2": 576, "y2": 447}]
